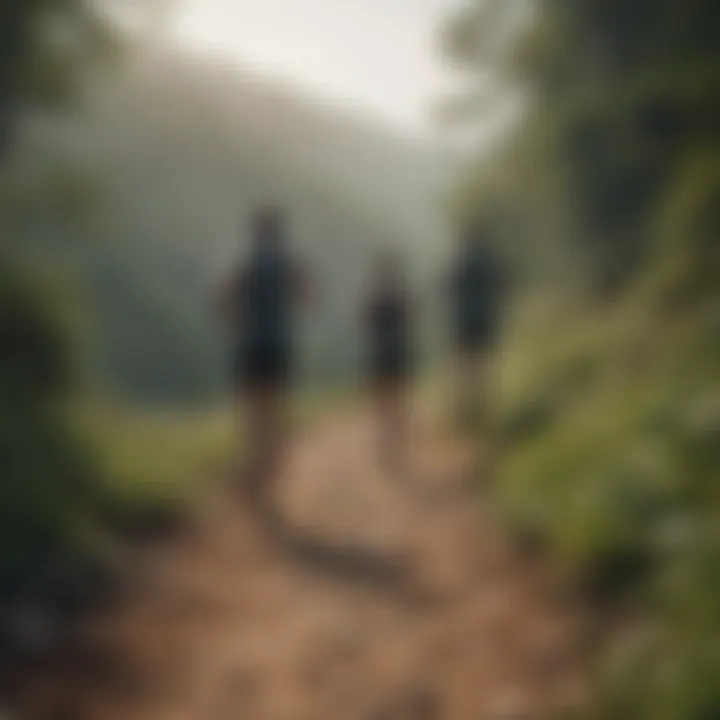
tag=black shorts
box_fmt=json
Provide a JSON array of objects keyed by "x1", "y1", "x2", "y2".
[
  {"x1": 233, "y1": 343, "x2": 290, "y2": 390},
  {"x1": 369, "y1": 348, "x2": 411, "y2": 383},
  {"x1": 456, "y1": 318, "x2": 496, "y2": 354}
]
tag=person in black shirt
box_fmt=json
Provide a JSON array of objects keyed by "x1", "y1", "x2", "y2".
[
  {"x1": 363, "y1": 249, "x2": 414, "y2": 469},
  {"x1": 217, "y1": 206, "x2": 307, "y2": 507},
  {"x1": 447, "y1": 223, "x2": 504, "y2": 428}
]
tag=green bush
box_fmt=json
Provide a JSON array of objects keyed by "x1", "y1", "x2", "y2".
[
  {"x1": 0, "y1": 267, "x2": 98, "y2": 588},
  {"x1": 497, "y1": 271, "x2": 720, "y2": 717},
  {"x1": 0, "y1": 263, "x2": 233, "y2": 606}
]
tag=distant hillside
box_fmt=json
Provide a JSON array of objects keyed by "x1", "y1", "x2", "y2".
[{"x1": 23, "y1": 50, "x2": 443, "y2": 402}]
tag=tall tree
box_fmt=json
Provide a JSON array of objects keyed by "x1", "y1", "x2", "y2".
[
  {"x1": 0, "y1": 0, "x2": 167, "y2": 157},
  {"x1": 443, "y1": 0, "x2": 720, "y2": 290},
  {"x1": 0, "y1": 0, "x2": 160, "y2": 590}
]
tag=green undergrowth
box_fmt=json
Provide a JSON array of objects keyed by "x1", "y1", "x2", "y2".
[
  {"x1": 496, "y1": 267, "x2": 720, "y2": 718},
  {"x1": 76, "y1": 402, "x2": 234, "y2": 542}
]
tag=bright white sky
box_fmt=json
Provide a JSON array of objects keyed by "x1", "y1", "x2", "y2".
[{"x1": 170, "y1": 0, "x2": 459, "y2": 138}]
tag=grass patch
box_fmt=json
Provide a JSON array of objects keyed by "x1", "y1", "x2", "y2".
[
  {"x1": 75, "y1": 402, "x2": 234, "y2": 541},
  {"x1": 493, "y1": 282, "x2": 720, "y2": 718}
]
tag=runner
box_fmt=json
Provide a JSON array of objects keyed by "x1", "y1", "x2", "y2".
[
  {"x1": 363, "y1": 249, "x2": 414, "y2": 470},
  {"x1": 217, "y1": 206, "x2": 306, "y2": 510},
  {"x1": 447, "y1": 222, "x2": 505, "y2": 430}
]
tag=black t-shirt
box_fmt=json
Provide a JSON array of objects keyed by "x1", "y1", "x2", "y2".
[
  {"x1": 235, "y1": 249, "x2": 295, "y2": 350},
  {"x1": 450, "y1": 246, "x2": 503, "y2": 340},
  {"x1": 367, "y1": 290, "x2": 411, "y2": 371}
]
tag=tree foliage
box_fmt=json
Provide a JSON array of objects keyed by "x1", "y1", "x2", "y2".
[
  {"x1": 0, "y1": 0, "x2": 156, "y2": 594},
  {"x1": 445, "y1": 0, "x2": 720, "y2": 290},
  {"x1": 445, "y1": 2, "x2": 720, "y2": 717}
]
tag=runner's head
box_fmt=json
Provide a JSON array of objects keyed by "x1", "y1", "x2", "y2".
[{"x1": 250, "y1": 205, "x2": 284, "y2": 253}]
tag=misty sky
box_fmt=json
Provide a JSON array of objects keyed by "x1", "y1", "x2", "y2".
[{"x1": 171, "y1": 0, "x2": 459, "y2": 137}]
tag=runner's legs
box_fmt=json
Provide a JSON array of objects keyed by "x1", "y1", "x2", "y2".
[
  {"x1": 374, "y1": 378, "x2": 408, "y2": 470},
  {"x1": 244, "y1": 383, "x2": 287, "y2": 514}
]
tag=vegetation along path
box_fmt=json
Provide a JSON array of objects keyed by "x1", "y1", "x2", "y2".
[{"x1": 10, "y1": 405, "x2": 590, "y2": 719}]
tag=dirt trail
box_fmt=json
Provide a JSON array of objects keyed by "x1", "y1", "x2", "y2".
[{"x1": 12, "y1": 406, "x2": 588, "y2": 719}]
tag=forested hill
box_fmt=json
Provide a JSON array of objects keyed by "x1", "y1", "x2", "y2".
[
  {"x1": 27, "y1": 49, "x2": 443, "y2": 403},
  {"x1": 91, "y1": 49, "x2": 443, "y2": 246}
]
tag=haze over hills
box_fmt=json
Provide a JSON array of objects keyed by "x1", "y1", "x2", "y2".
[{"x1": 28, "y1": 49, "x2": 445, "y2": 402}]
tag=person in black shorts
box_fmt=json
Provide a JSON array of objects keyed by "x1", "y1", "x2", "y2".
[
  {"x1": 447, "y1": 222, "x2": 504, "y2": 429},
  {"x1": 217, "y1": 206, "x2": 306, "y2": 507},
  {"x1": 363, "y1": 250, "x2": 414, "y2": 469}
]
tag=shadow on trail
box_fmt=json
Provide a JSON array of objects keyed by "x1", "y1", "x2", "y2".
[
  {"x1": 0, "y1": 629, "x2": 151, "y2": 719},
  {"x1": 258, "y1": 501, "x2": 438, "y2": 609}
]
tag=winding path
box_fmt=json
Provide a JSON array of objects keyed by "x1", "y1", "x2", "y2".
[{"x1": 13, "y1": 406, "x2": 588, "y2": 719}]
